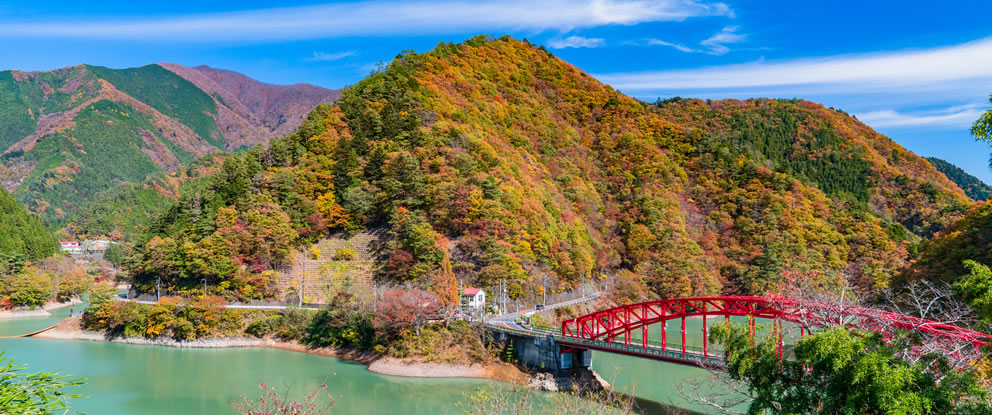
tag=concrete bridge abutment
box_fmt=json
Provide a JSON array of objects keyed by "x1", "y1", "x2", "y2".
[{"x1": 498, "y1": 331, "x2": 591, "y2": 373}]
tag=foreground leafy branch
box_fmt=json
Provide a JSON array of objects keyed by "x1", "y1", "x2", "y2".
[
  {"x1": 0, "y1": 352, "x2": 84, "y2": 415},
  {"x1": 704, "y1": 323, "x2": 992, "y2": 415}
]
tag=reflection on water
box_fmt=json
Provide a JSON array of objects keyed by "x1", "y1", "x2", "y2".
[
  {"x1": 0, "y1": 337, "x2": 492, "y2": 415},
  {"x1": 0, "y1": 311, "x2": 767, "y2": 414}
]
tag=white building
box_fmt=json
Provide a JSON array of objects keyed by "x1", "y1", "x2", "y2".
[
  {"x1": 60, "y1": 241, "x2": 84, "y2": 255},
  {"x1": 84, "y1": 240, "x2": 111, "y2": 252},
  {"x1": 461, "y1": 288, "x2": 485, "y2": 310}
]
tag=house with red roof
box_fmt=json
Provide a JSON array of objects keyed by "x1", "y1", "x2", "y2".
[{"x1": 461, "y1": 288, "x2": 485, "y2": 310}]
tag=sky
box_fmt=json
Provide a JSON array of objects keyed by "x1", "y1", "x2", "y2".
[{"x1": 2, "y1": 0, "x2": 992, "y2": 182}]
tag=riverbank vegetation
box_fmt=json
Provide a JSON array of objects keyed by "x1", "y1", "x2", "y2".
[
  {"x1": 81, "y1": 290, "x2": 493, "y2": 364},
  {"x1": 0, "y1": 256, "x2": 91, "y2": 309}
]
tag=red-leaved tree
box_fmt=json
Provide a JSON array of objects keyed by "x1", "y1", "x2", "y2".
[{"x1": 374, "y1": 288, "x2": 440, "y2": 336}]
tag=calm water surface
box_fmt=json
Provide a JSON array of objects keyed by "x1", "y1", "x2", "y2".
[{"x1": 0, "y1": 310, "x2": 745, "y2": 414}]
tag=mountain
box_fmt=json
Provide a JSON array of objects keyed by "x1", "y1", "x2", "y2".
[
  {"x1": 0, "y1": 63, "x2": 339, "y2": 225},
  {"x1": 122, "y1": 36, "x2": 972, "y2": 301},
  {"x1": 65, "y1": 154, "x2": 225, "y2": 241},
  {"x1": 0, "y1": 187, "x2": 57, "y2": 260},
  {"x1": 925, "y1": 157, "x2": 991, "y2": 201}
]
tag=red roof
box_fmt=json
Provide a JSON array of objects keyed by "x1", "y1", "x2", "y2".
[{"x1": 463, "y1": 288, "x2": 482, "y2": 296}]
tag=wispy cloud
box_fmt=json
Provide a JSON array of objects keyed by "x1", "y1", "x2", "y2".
[
  {"x1": 596, "y1": 36, "x2": 992, "y2": 94},
  {"x1": 304, "y1": 51, "x2": 357, "y2": 62},
  {"x1": 700, "y1": 25, "x2": 745, "y2": 55},
  {"x1": 548, "y1": 35, "x2": 605, "y2": 49},
  {"x1": 0, "y1": 0, "x2": 733, "y2": 41},
  {"x1": 646, "y1": 38, "x2": 696, "y2": 53},
  {"x1": 857, "y1": 104, "x2": 984, "y2": 128}
]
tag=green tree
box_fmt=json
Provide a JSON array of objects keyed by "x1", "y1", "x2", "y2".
[
  {"x1": 953, "y1": 260, "x2": 992, "y2": 322},
  {"x1": 87, "y1": 282, "x2": 119, "y2": 311},
  {"x1": 709, "y1": 323, "x2": 991, "y2": 414},
  {"x1": 973, "y1": 94, "x2": 992, "y2": 168},
  {"x1": 104, "y1": 243, "x2": 126, "y2": 267},
  {"x1": 6, "y1": 271, "x2": 51, "y2": 308}
]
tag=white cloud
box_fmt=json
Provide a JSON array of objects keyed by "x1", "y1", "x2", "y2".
[
  {"x1": 0, "y1": 0, "x2": 733, "y2": 41},
  {"x1": 857, "y1": 104, "x2": 985, "y2": 128},
  {"x1": 596, "y1": 36, "x2": 992, "y2": 94},
  {"x1": 646, "y1": 38, "x2": 696, "y2": 53},
  {"x1": 548, "y1": 36, "x2": 606, "y2": 49},
  {"x1": 699, "y1": 25, "x2": 745, "y2": 55},
  {"x1": 305, "y1": 51, "x2": 357, "y2": 62}
]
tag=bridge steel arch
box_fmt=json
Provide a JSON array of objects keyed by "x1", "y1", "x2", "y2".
[{"x1": 559, "y1": 296, "x2": 992, "y2": 364}]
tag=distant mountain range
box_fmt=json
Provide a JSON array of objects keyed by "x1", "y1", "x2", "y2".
[
  {"x1": 925, "y1": 157, "x2": 991, "y2": 201},
  {"x1": 0, "y1": 63, "x2": 339, "y2": 225}
]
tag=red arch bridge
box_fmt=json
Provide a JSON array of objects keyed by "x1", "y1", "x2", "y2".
[{"x1": 492, "y1": 296, "x2": 992, "y2": 370}]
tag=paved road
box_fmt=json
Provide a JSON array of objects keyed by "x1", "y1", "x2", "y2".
[
  {"x1": 487, "y1": 291, "x2": 603, "y2": 332},
  {"x1": 117, "y1": 291, "x2": 603, "y2": 319},
  {"x1": 115, "y1": 298, "x2": 320, "y2": 311}
]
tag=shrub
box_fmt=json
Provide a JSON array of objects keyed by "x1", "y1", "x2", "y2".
[
  {"x1": 332, "y1": 248, "x2": 357, "y2": 261},
  {"x1": 303, "y1": 309, "x2": 375, "y2": 349},
  {"x1": 246, "y1": 314, "x2": 281, "y2": 338},
  {"x1": 173, "y1": 318, "x2": 196, "y2": 341},
  {"x1": 275, "y1": 308, "x2": 313, "y2": 341}
]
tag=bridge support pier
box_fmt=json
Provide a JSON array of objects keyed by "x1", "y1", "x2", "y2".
[{"x1": 499, "y1": 332, "x2": 592, "y2": 373}]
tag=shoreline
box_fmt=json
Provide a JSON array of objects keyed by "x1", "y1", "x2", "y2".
[
  {"x1": 0, "y1": 298, "x2": 84, "y2": 320},
  {"x1": 34, "y1": 316, "x2": 505, "y2": 380}
]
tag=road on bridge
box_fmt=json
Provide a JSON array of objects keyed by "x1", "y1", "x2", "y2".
[{"x1": 487, "y1": 291, "x2": 603, "y2": 332}]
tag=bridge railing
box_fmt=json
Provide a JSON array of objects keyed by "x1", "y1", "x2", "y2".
[{"x1": 556, "y1": 336, "x2": 724, "y2": 364}]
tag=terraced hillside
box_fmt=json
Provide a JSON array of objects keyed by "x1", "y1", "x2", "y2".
[{"x1": 276, "y1": 230, "x2": 387, "y2": 304}]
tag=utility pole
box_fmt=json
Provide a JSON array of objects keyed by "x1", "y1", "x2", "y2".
[
  {"x1": 542, "y1": 275, "x2": 547, "y2": 307},
  {"x1": 156, "y1": 276, "x2": 161, "y2": 302},
  {"x1": 202, "y1": 279, "x2": 207, "y2": 298},
  {"x1": 300, "y1": 249, "x2": 306, "y2": 307},
  {"x1": 298, "y1": 280, "x2": 304, "y2": 307},
  {"x1": 501, "y1": 279, "x2": 507, "y2": 315}
]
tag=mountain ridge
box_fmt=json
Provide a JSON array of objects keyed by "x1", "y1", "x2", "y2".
[
  {"x1": 123, "y1": 36, "x2": 972, "y2": 301},
  {"x1": 0, "y1": 63, "x2": 340, "y2": 226},
  {"x1": 925, "y1": 156, "x2": 991, "y2": 201}
]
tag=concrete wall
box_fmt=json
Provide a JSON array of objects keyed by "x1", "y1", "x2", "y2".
[{"x1": 505, "y1": 332, "x2": 591, "y2": 373}]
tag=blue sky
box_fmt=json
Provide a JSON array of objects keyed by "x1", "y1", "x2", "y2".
[{"x1": 3, "y1": 0, "x2": 992, "y2": 182}]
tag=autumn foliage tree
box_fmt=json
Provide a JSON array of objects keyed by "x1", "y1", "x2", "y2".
[{"x1": 374, "y1": 288, "x2": 441, "y2": 336}]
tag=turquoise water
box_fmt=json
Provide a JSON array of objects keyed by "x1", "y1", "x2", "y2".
[
  {"x1": 0, "y1": 337, "x2": 492, "y2": 414},
  {"x1": 0, "y1": 312, "x2": 760, "y2": 414},
  {"x1": 0, "y1": 303, "x2": 80, "y2": 337}
]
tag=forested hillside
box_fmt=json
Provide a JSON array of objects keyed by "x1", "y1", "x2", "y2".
[
  {"x1": 123, "y1": 36, "x2": 971, "y2": 302},
  {"x1": 926, "y1": 157, "x2": 991, "y2": 200},
  {"x1": 0, "y1": 187, "x2": 57, "y2": 260},
  {"x1": 0, "y1": 64, "x2": 338, "y2": 226},
  {"x1": 65, "y1": 155, "x2": 225, "y2": 240},
  {"x1": 904, "y1": 200, "x2": 992, "y2": 282}
]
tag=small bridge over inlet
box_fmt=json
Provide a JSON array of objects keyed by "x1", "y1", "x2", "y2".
[{"x1": 489, "y1": 296, "x2": 992, "y2": 372}]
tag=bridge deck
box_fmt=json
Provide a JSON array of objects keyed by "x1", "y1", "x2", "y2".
[{"x1": 489, "y1": 323, "x2": 725, "y2": 368}]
